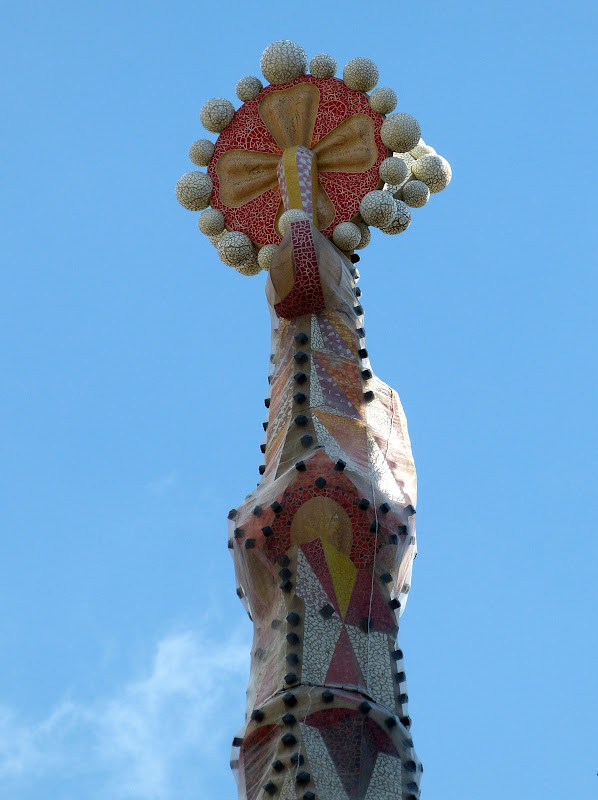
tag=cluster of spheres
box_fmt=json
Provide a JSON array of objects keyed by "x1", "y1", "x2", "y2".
[{"x1": 176, "y1": 40, "x2": 452, "y2": 276}]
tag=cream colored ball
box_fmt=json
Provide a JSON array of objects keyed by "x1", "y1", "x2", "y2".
[
  {"x1": 332, "y1": 222, "x2": 362, "y2": 251},
  {"x1": 235, "y1": 76, "x2": 263, "y2": 102},
  {"x1": 278, "y1": 208, "x2": 309, "y2": 237},
  {"x1": 402, "y1": 180, "x2": 430, "y2": 208},
  {"x1": 410, "y1": 143, "x2": 436, "y2": 159},
  {"x1": 411, "y1": 154, "x2": 452, "y2": 193},
  {"x1": 309, "y1": 53, "x2": 337, "y2": 78},
  {"x1": 208, "y1": 231, "x2": 226, "y2": 247},
  {"x1": 198, "y1": 208, "x2": 225, "y2": 235},
  {"x1": 260, "y1": 40, "x2": 308, "y2": 85},
  {"x1": 343, "y1": 57, "x2": 379, "y2": 92},
  {"x1": 379, "y1": 157, "x2": 409, "y2": 186},
  {"x1": 217, "y1": 231, "x2": 254, "y2": 267},
  {"x1": 380, "y1": 200, "x2": 411, "y2": 234},
  {"x1": 200, "y1": 98, "x2": 235, "y2": 133},
  {"x1": 380, "y1": 113, "x2": 421, "y2": 153},
  {"x1": 175, "y1": 171, "x2": 213, "y2": 211},
  {"x1": 257, "y1": 243, "x2": 278, "y2": 271},
  {"x1": 359, "y1": 190, "x2": 396, "y2": 228},
  {"x1": 189, "y1": 139, "x2": 214, "y2": 167},
  {"x1": 236, "y1": 255, "x2": 262, "y2": 276},
  {"x1": 354, "y1": 222, "x2": 371, "y2": 250},
  {"x1": 369, "y1": 87, "x2": 397, "y2": 115}
]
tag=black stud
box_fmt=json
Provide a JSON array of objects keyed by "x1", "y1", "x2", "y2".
[
  {"x1": 399, "y1": 693, "x2": 409, "y2": 704},
  {"x1": 334, "y1": 459, "x2": 346, "y2": 471},
  {"x1": 262, "y1": 525, "x2": 274, "y2": 538},
  {"x1": 259, "y1": 465, "x2": 266, "y2": 475},
  {"x1": 392, "y1": 649, "x2": 404, "y2": 660},
  {"x1": 359, "y1": 617, "x2": 371, "y2": 633},
  {"x1": 388, "y1": 533, "x2": 399, "y2": 544},
  {"x1": 354, "y1": 304, "x2": 364, "y2": 315},
  {"x1": 286, "y1": 632, "x2": 300, "y2": 645},
  {"x1": 245, "y1": 539, "x2": 256, "y2": 549},
  {"x1": 282, "y1": 692, "x2": 297, "y2": 707},
  {"x1": 260, "y1": 443, "x2": 266, "y2": 453},
  {"x1": 278, "y1": 554, "x2": 290, "y2": 567},
  {"x1": 350, "y1": 253, "x2": 360, "y2": 263},
  {"x1": 398, "y1": 524, "x2": 408, "y2": 536},
  {"x1": 361, "y1": 368, "x2": 372, "y2": 380},
  {"x1": 404, "y1": 504, "x2": 416, "y2": 516},
  {"x1": 236, "y1": 587, "x2": 244, "y2": 598},
  {"x1": 265, "y1": 398, "x2": 271, "y2": 408},
  {"x1": 251, "y1": 709, "x2": 265, "y2": 722},
  {"x1": 271, "y1": 619, "x2": 282, "y2": 629},
  {"x1": 263, "y1": 421, "x2": 269, "y2": 431},
  {"x1": 228, "y1": 508, "x2": 238, "y2": 520},
  {"x1": 400, "y1": 715, "x2": 412, "y2": 728},
  {"x1": 380, "y1": 502, "x2": 391, "y2": 514},
  {"x1": 389, "y1": 598, "x2": 401, "y2": 610},
  {"x1": 380, "y1": 572, "x2": 393, "y2": 583},
  {"x1": 270, "y1": 501, "x2": 283, "y2": 513},
  {"x1": 406, "y1": 795, "x2": 418, "y2": 800},
  {"x1": 280, "y1": 580, "x2": 293, "y2": 593},
  {"x1": 284, "y1": 672, "x2": 298, "y2": 684},
  {"x1": 294, "y1": 351, "x2": 309, "y2": 364},
  {"x1": 321, "y1": 689, "x2": 334, "y2": 703},
  {"x1": 290, "y1": 752, "x2": 305, "y2": 766},
  {"x1": 263, "y1": 780, "x2": 278, "y2": 795},
  {"x1": 359, "y1": 701, "x2": 371, "y2": 714},
  {"x1": 286, "y1": 653, "x2": 299, "y2": 665},
  {"x1": 358, "y1": 498, "x2": 370, "y2": 510},
  {"x1": 370, "y1": 520, "x2": 380, "y2": 532},
  {"x1": 395, "y1": 671, "x2": 406, "y2": 682},
  {"x1": 230, "y1": 759, "x2": 239, "y2": 769},
  {"x1": 234, "y1": 527, "x2": 245, "y2": 538},
  {"x1": 279, "y1": 568, "x2": 292, "y2": 580},
  {"x1": 363, "y1": 390, "x2": 375, "y2": 402},
  {"x1": 293, "y1": 372, "x2": 307, "y2": 385},
  {"x1": 294, "y1": 414, "x2": 309, "y2": 427},
  {"x1": 295, "y1": 461, "x2": 306, "y2": 471},
  {"x1": 232, "y1": 736, "x2": 243, "y2": 747},
  {"x1": 404, "y1": 760, "x2": 417, "y2": 772},
  {"x1": 296, "y1": 771, "x2": 310, "y2": 785},
  {"x1": 272, "y1": 760, "x2": 285, "y2": 773},
  {"x1": 282, "y1": 712, "x2": 297, "y2": 726},
  {"x1": 286, "y1": 612, "x2": 300, "y2": 627},
  {"x1": 281, "y1": 732, "x2": 297, "y2": 746},
  {"x1": 228, "y1": 538, "x2": 234, "y2": 549},
  {"x1": 406, "y1": 783, "x2": 419, "y2": 793},
  {"x1": 300, "y1": 434, "x2": 313, "y2": 447},
  {"x1": 356, "y1": 327, "x2": 366, "y2": 338},
  {"x1": 385, "y1": 716, "x2": 398, "y2": 729},
  {"x1": 314, "y1": 476, "x2": 326, "y2": 489},
  {"x1": 403, "y1": 738, "x2": 414, "y2": 749},
  {"x1": 253, "y1": 506, "x2": 263, "y2": 517},
  {"x1": 319, "y1": 604, "x2": 335, "y2": 619},
  {"x1": 358, "y1": 348, "x2": 368, "y2": 359},
  {"x1": 354, "y1": 286, "x2": 362, "y2": 296},
  {"x1": 293, "y1": 391, "x2": 307, "y2": 404},
  {"x1": 303, "y1": 792, "x2": 316, "y2": 800},
  {"x1": 294, "y1": 332, "x2": 309, "y2": 345}
]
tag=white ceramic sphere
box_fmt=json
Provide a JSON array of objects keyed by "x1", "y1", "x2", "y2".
[
  {"x1": 257, "y1": 243, "x2": 278, "y2": 271},
  {"x1": 189, "y1": 139, "x2": 215, "y2": 167},
  {"x1": 208, "y1": 230, "x2": 226, "y2": 247},
  {"x1": 380, "y1": 113, "x2": 421, "y2": 153},
  {"x1": 354, "y1": 222, "x2": 371, "y2": 250},
  {"x1": 411, "y1": 154, "x2": 452, "y2": 193},
  {"x1": 260, "y1": 40, "x2": 308, "y2": 85},
  {"x1": 198, "y1": 207, "x2": 225, "y2": 236},
  {"x1": 380, "y1": 200, "x2": 411, "y2": 234},
  {"x1": 342, "y1": 57, "x2": 379, "y2": 92},
  {"x1": 402, "y1": 180, "x2": 430, "y2": 208},
  {"x1": 200, "y1": 98, "x2": 235, "y2": 133},
  {"x1": 217, "y1": 231, "x2": 254, "y2": 267},
  {"x1": 236, "y1": 75, "x2": 263, "y2": 102},
  {"x1": 359, "y1": 190, "x2": 396, "y2": 228},
  {"x1": 236, "y1": 254, "x2": 262, "y2": 276},
  {"x1": 278, "y1": 208, "x2": 309, "y2": 237},
  {"x1": 369, "y1": 87, "x2": 397, "y2": 115},
  {"x1": 175, "y1": 171, "x2": 213, "y2": 211},
  {"x1": 332, "y1": 222, "x2": 362, "y2": 251},
  {"x1": 379, "y1": 156, "x2": 409, "y2": 186},
  {"x1": 309, "y1": 53, "x2": 337, "y2": 78},
  {"x1": 410, "y1": 143, "x2": 436, "y2": 159}
]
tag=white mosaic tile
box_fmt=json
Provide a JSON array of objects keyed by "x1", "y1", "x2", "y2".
[
  {"x1": 300, "y1": 722, "x2": 349, "y2": 800},
  {"x1": 364, "y1": 752, "x2": 403, "y2": 800},
  {"x1": 346, "y1": 625, "x2": 395, "y2": 710}
]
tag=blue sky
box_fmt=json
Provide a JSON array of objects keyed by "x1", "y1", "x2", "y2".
[{"x1": 1, "y1": 0, "x2": 597, "y2": 798}]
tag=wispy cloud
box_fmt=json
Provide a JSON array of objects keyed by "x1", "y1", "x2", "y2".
[{"x1": 0, "y1": 628, "x2": 250, "y2": 799}]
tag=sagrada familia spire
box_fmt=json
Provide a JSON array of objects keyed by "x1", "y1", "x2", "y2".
[{"x1": 177, "y1": 40, "x2": 452, "y2": 800}]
